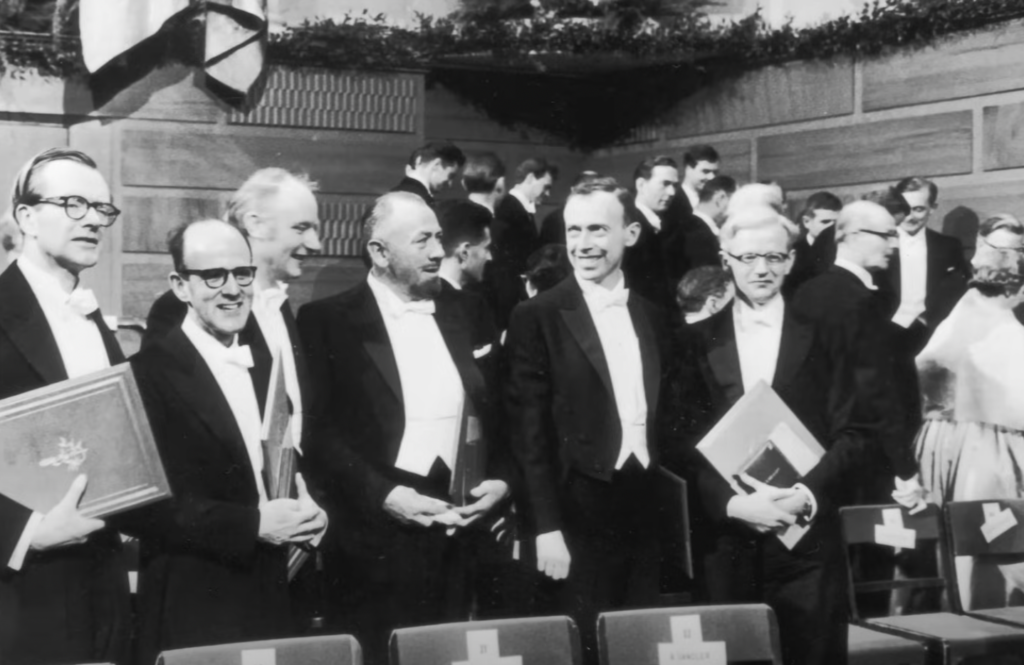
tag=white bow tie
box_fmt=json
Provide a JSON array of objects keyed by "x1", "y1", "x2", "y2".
[
  {"x1": 392, "y1": 299, "x2": 436, "y2": 317},
  {"x1": 587, "y1": 288, "x2": 630, "y2": 312},
  {"x1": 256, "y1": 285, "x2": 289, "y2": 312},
  {"x1": 67, "y1": 288, "x2": 99, "y2": 317},
  {"x1": 222, "y1": 344, "x2": 254, "y2": 369},
  {"x1": 741, "y1": 310, "x2": 775, "y2": 329}
]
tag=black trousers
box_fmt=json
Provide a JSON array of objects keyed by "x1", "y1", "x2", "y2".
[
  {"x1": 703, "y1": 522, "x2": 848, "y2": 665},
  {"x1": 550, "y1": 459, "x2": 662, "y2": 665}
]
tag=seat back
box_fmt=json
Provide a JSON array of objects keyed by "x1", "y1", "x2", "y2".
[
  {"x1": 945, "y1": 499, "x2": 1024, "y2": 557},
  {"x1": 389, "y1": 616, "x2": 580, "y2": 665},
  {"x1": 156, "y1": 635, "x2": 362, "y2": 665},
  {"x1": 597, "y1": 604, "x2": 782, "y2": 665},
  {"x1": 839, "y1": 504, "x2": 950, "y2": 621}
]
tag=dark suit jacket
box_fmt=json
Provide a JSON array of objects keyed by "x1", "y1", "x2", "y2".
[
  {"x1": 389, "y1": 176, "x2": 434, "y2": 205},
  {"x1": 142, "y1": 288, "x2": 309, "y2": 440},
  {"x1": 0, "y1": 262, "x2": 131, "y2": 665},
  {"x1": 127, "y1": 325, "x2": 286, "y2": 665},
  {"x1": 784, "y1": 235, "x2": 831, "y2": 299},
  {"x1": 676, "y1": 212, "x2": 721, "y2": 275},
  {"x1": 623, "y1": 205, "x2": 686, "y2": 312},
  {"x1": 793, "y1": 266, "x2": 919, "y2": 481},
  {"x1": 504, "y1": 276, "x2": 668, "y2": 536},
  {"x1": 881, "y1": 228, "x2": 969, "y2": 348},
  {"x1": 296, "y1": 279, "x2": 501, "y2": 558},
  {"x1": 489, "y1": 195, "x2": 539, "y2": 329},
  {"x1": 538, "y1": 206, "x2": 566, "y2": 247}
]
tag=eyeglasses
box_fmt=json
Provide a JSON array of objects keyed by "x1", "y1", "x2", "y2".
[
  {"x1": 857, "y1": 229, "x2": 899, "y2": 241},
  {"x1": 726, "y1": 252, "x2": 790, "y2": 265},
  {"x1": 27, "y1": 195, "x2": 121, "y2": 226},
  {"x1": 178, "y1": 266, "x2": 257, "y2": 289}
]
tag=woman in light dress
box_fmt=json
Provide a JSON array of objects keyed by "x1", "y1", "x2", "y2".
[{"x1": 911, "y1": 213, "x2": 1024, "y2": 609}]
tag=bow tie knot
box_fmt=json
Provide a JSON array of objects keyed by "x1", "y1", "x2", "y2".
[
  {"x1": 67, "y1": 288, "x2": 99, "y2": 317},
  {"x1": 587, "y1": 289, "x2": 630, "y2": 312},
  {"x1": 257, "y1": 285, "x2": 289, "y2": 311},
  {"x1": 223, "y1": 344, "x2": 254, "y2": 369},
  {"x1": 393, "y1": 299, "x2": 436, "y2": 317}
]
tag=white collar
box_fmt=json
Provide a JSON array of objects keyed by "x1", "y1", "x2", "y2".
[
  {"x1": 694, "y1": 210, "x2": 719, "y2": 237},
  {"x1": 406, "y1": 172, "x2": 433, "y2": 196},
  {"x1": 682, "y1": 183, "x2": 700, "y2": 207},
  {"x1": 181, "y1": 313, "x2": 242, "y2": 360},
  {"x1": 366, "y1": 271, "x2": 436, "y2": 317},
  {"x1": 575, "y1": 270, "x2": 625, "y2": 297},
  {"x1": 253, "y1": 280, "x2": 288, "y2": 311},
  {"x1": 898, "y1": 226, "x2": 926, "y2": 247},
  {"x1": 733, "y1": 294, "x2": 785, "y2": 328},
  {"x1": 440, "y1": 272, "x2": 462, "y2": 290},
  {"x1": 510, "y1": 189, "x2": 536, "y2": 214},
  {"x1": 834, "y1": 257, "x2": 878, "y2": 291},
  {"x1": 18, "y1": 255, "x2": 76, "y2": 300},
  {"x1": 635, "y1": 200, "x2": 662, "y2": 231}
]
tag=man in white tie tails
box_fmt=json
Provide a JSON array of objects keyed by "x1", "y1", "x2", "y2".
[
  {"x1": 127, "y1": 218, "x2": 326, "y2": 665},
  {"x1": 0, "y1": 147, "x2": 132, "y2": 665},
  {"x1": 505, "y1": 178, "x2": 672, "y2": 664}
]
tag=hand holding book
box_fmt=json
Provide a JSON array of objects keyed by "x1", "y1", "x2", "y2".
[{"x1": 726, "y1": 473, "x2": 803, "y2": 534}]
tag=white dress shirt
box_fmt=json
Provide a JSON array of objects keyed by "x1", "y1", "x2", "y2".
[
  {"x1": 367, "y1": 273, "x2": 465, "y2": 476},
  {"x1": 694, "y1": 210, "x2": 720, "y2": 237},
  {"x1": 733, "y1": 295, "x2": 785, "y2": 393},
  {"x1": 182, "y1": 316, "x2": 267, "y2": 503},
  {"x1": 893, "y1": 227, "x2": 928, "y2": 328},
  {"x1": 440, "y1": 273, "x2": 462, "y2": 291},
  {"x1": 7, "y1": 258, "x2": 114, "y2": 571},
  {"x1": 251, "y1": 282, "x2": 303, "y2": 452},
  {"x1": 683, "y1": 183, "x2": 700, "y2": 210},
  {"x1": 635, "y1": 200, "x2": 662, "y2": 232},
  {"x1": 834, "y1": 257, "x2": 878, "y2": 291},
  {"x1": 576, "y1": 273, "x2": 650, "y2": 470},
  {"x1": 509, "y1": 189, "x2": 537, "y2": 215}
]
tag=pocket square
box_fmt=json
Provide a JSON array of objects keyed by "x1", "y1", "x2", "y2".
[{"x1": 473, "y1": 344, "x2": 493, "y2": 359}]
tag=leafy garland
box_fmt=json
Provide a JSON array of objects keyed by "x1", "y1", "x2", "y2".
[{"x1": 3, "y1": 0, "x2": 1024, "y2": 147}]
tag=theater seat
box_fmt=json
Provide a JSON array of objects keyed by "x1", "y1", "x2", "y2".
[
  {"x1": 156, "y1": 634, "x2": 362, "y2": 665},
  {"x1": 596, "y1": 604, "x2": 782, "y2": 665},
  {"x1": 847, "y1": 624, "x2": 926, "y2": 665},
  {"x1": 389, "y1": 616, "x2": 580, "y2": 665}
]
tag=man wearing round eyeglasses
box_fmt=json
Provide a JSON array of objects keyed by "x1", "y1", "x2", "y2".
[
  {"x1": 669, "y1": 205, "x2": 885, "y2": 665},
  {"x1": 127, "y1": 218, "x2": 326, "y2": 665},
  {"x1": 0, "y1": 148, "x2": 130, "y2": 665}
]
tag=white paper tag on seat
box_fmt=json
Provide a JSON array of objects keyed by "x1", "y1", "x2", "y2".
[
  {"x1": 981, "y1": 508, "x2": 1019, "y2": 543},
  {"x1": 882, "y1": 508, "x2": 904, "y2": 528},
  {"x1": 875, "y1": 524, "x2": 917, "y2": 549},
  {"x1": 658, "y1": 641, "x2": 727, "y2": 665}
]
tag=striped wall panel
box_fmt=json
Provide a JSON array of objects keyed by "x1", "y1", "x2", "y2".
[
  {"x1": 230, "y1": 69, "x2": 419, "y2": 133},
  {"x1": 319, "y1": 196, "x2": 375, "y2": 257}
]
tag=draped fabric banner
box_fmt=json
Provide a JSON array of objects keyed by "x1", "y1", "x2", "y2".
[{"x1": 79, "y1": 0, "x2": 268, "y2": 95}]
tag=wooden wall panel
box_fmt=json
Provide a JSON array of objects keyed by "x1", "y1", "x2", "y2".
[
  {"x1": 121, "y1": 189, "x2": 226, "y2": 253},
  {"x1": 863, "y1": 20, "x2": 1024, "y2": 111},
  {"x1": 121, "y1": 125, "x2": 420, "y2": 195},
  {"x1": 587, "y1": 139, "x2": 753, "y2": 187},
  {"x1": 425, "y1": 84, "x2": 561, "y2": 145},
  {"x1": 983, "y1": 102, "x2": 1024, "y2": 171},
  {"x1": 660, "y1": 59, "x2": 853, "y2": 139},
  {"x1": 122, "y1": 257, "x2": 173, "y2": 320},
  {"x1": 0, "y1": 122, "x2": 68, "y2": 198},
  {"x1": 758, "y1": 112, "x2": 973, "y2": 190}
]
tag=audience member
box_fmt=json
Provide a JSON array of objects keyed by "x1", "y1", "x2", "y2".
[
  {"x1": 676, "y1": 265, "x2": 733, "y2": 324},
  {"x1": 0, "y1": 148, "x2": 131, "y2": 665},
  {"x1": 523, "y1": 243, "x2": 572, "y2": 298},
  {"x1": 462, "y1": 152, "x2": 507, "y2": 215},
  {"x1": 297, "y1": 192, "x2": 510, "y2": 664},
  {"x1": 727, "y1": 183, "x2": 785, "y2": 215},
  {"x1": 538, "y1": 170, "x2": 600, "y2": 246},
  {"x1": 679, "y1": 145, "x2": 720, "y2": 214},
  {"x1": 623, "y1": 155, "x2": 681, "y2": 308},
  {"x1": 0, "y1": 207, "x2": 22, "y2": 272},
  {"x1": 390, "y1": 141, "x2": 466, "y2": 205},
  {"x1": 676, "y1": 174, "x2": 736, "y2": 273},
  {"x1": 437, "y1": 199, "x2": 494, "y2": 291},
  {"x1": 786, "y1": 191, "x2": 842, "y2": 296},
  {"x1": 668, "y1": 206, "x2": 876, "y2": 665},
  {"x1": 505, "y1": 177, "x2": 671, "y2": 664},
  {"x1": 127, "y1": 219, "x2": 327, "y2": 665}
]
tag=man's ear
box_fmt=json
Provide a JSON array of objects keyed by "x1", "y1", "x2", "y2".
[
  {"x1": 366, "y1": 238, "x2": 389, "y2": 269},
  {"x1": 169, "y1": 272, "x2": 192, "y2": 306},
  {"x1": 456, "y1": 241, "x2": 471, "y2": 263},
  {"x1": 13, "y1": 204, "x2": 37, "y2": 238},
  {"x1": 623, "y1": 220, "x2": 641, "y2": 248},
  {"x1": 241, "y1": 210, "x2": 265, "y2": 240}
]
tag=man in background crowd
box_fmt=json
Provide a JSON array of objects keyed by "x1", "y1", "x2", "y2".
[
  {"x1": 786, "y1": 191, "x2": 842, "y2": 296},
  {"x1": 676, "y1": 175, "x2": 736, "y2": 274},
  {"x1": 678, "y1": 145, "x2": 720, "y2": 214},
  {"x1": 462, "y1": 152, "x2": 506, "y2": 216},
  {"x1": 676, "y1": 265, "x2": 734, "y2": 325},
  {"x1": 390, "y1": 141, "x2": 466, "y2": 206},
  {"x1": 623, "y1": 155, "x2": 681, "y2": 308},
  {"x1": 0, "y1": 148, "x2": 131, "y2": 665},
  {"x1": 538, "y1": 170, "x2": 600, "y2": 247}
]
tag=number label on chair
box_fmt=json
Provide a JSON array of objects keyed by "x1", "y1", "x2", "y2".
[
  {"x1": 452, "y1": 629, "x2": 523, "y2": 665},
  {"x1": 981, "y1": 507, "x2": 1019, "y2": 543},
  {"x1": 241, "y1": 648, "x2": 276, "y2": 665},
  {"x1": 658, "y1": 616, "x2": 727, "y2": 665},
  {"x1": 875, "y1": 512, "x2": 917, "y2": 549}
]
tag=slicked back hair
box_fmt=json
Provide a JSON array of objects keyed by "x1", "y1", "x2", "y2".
[
  {"x1": 683, "y1": 144, "x2": 720, "y2": 169},
  {"x1": 11, "y1": 147, "x2": 99, "y2": 211},
  {"x1": 462, "y1": 152, "x2": 506, "y2": 194},
  {"x1": 678, "y1": 265, "x2": 731, "y2": 313},
  {"x1": 894, "y1": 176, "x2": 938, "y2": 206},
  {"x1": 798, "y1": 191, "x2": 842, "y2": 221},
  {"x1": 633, "y1": 155, "x2": 678, "y2": 183},
  {"x1": 699, "y1": 175, "x2": 737, "y2": 203},
  {"x1": 514, "y1": 158, "x2": 559, "y2": 185},
  {"x1": 408, "y1": 141, "x2": 466, "y2": 169},
  {"x1": 436, "y1": 200, "x2": 492, "y2": 256},
  {"x1": 225, "y1": 168, "x2": 319, "y2": 234}
]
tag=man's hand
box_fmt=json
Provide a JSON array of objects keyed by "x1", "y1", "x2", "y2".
[
  {"x1": 892, "y1": 475, "x2": 928, "y2": 515},
  {"x1": 258, "y1": 498, "x2": 322, "y2": 546},
  {"x1": 452, "y1": 480, "x2": 510, "y2": 528},
  {"x1": 726, "y1": 474, "x2": 800, "y2": 534},
  {"x1": 536, "y1": 530, "x2": 571, "y2": 581},
  {"x1": 30, "y1": 475, "x2": 105, "y2": 551},
  {"x1": 383, "y1": 486, "x2": 453, "y2": 527},
  {"x1": 295, "y1": 473, "x2": 329, "y2": 541}
]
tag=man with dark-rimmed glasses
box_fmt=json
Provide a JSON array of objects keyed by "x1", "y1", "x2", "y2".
[
  {"x1": 126, "y1": 218, "x2": 326, "y2": 665},
  {"x1": 0, "y1": 147, "x2": 131, "y2": 664}
]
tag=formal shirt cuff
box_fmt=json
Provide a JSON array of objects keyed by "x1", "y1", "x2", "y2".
[
  {"x1": 7, "y1": 512, "x2": 44, "y2": 571},
  {"x1": 793, "y1": 483, "x2": 818, "y2": 522}
]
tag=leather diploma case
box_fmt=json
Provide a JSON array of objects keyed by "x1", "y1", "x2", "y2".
[{"x1": 0, "y1": 364, "x2": 171, "y2": 517}]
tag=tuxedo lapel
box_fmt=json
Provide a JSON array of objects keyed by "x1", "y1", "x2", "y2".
[
  {"x1": 160, "y1": 327, "x2": 256, "y2": 482},
  {"x1": 558, "y1": 281, "x2": 615, "y2": 400},
  {"x1": 0, "y1": 263, "x2": 67, "y2": 384},
  {"x1": 887, "y1": 252, "x2": 902, "y2": 300},
  {"x1": 351, "y1": 282, "x2": 403, "y2": 403},
  {"x1": 772, "y1": 306, "x2": 813, "y2": 392},
  {"x1": 239, "y1": 316, "x2": 271, "y2": 419},
  {"x1": 88, "y1": 310, "x2": 126, "y2": 365},
  {"x1": 628, "y1": 297, "x2": 660, "y2": 413},
  {"x1": 280, "y1": 301, "x2": 312, "y2": 406},
  {"x1": 925, "y1": 229, "x2": 942, "y2": 295},
  {"x1": 704, "y1": 308, "x2": 744, "y2": 406},
  {"x1": 434, "y1": 293, "x2": 486, "y2": 403}
]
